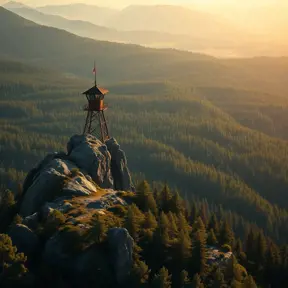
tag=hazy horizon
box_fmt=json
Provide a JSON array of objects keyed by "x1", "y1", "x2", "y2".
[
  {"x1": 1, "y1": 0, "x2": 288, "y2": 58},
  {"x1": 1, "y1": 0, "x2": 286, "y2": 9}
]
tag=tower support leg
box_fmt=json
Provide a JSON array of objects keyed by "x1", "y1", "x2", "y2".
[{"x1": 83, "y1": 110, "x2": 109, "y2": 143}]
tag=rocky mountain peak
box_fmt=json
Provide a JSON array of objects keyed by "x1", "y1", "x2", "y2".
[{"x1": 8, "y1": 135, "x2": 135, "y2": 285}]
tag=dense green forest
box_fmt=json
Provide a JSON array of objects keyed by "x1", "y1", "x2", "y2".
[
  {"x1": 0, "y1": 8, "x2": 288, "y2": 287},
  {"x1": 1, "y1": 59, "x2": 288, "y2": 246},
  {"x1": 0, "y1": 181, "x2": 287, "y2": 287}
]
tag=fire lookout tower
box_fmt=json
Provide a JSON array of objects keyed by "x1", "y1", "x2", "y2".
[{"x1": 82, "y1": 66, "x2": 109, "y2": 142}]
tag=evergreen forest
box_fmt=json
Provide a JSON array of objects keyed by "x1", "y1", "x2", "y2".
[{"x1": 0, "y1": 6, "x2": 288, "y2": 287}]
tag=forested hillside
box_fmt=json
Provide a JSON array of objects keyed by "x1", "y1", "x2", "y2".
[
  {"x1": 1, "y1": 58, "x2": 288, "y2": 246},
  {"x1": 1, "y1": 8, "x2": 288, "y2": 287},
  {"x1": 1, "y1": 7, "x2": 288, "y2": 95}
]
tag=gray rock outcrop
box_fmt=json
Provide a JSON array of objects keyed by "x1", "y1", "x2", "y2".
[
  {"x1": 20, "y1": 158, "x2": 78, "y2": 217},
  {"x1": 108, "y1": 228, "x2": 134, "y2": 283},
  {"x1": 17, "y1": 134, "x2": 135, "y2": 285},
  {"x1": 84, "y1": 190, "x2": 127, "y2": 210},
  {"x1": 67, "y1": 134, "x2": 114, "y2": 189},
  {"x1": 43, "y1": 226, "x2": 133, "y2": 285},
  {"x1": 20, "y1": 134, "x2": 133, "y2": 217},
  {"x1": 106, "y1": 138, "x2": 134, "y2": 192},
  {"x1": 8, "y1": 224, "x2": 39, "y2": 257},
  {"x1": 22, "y1": 213, "x2": 39, "y2": 230}
]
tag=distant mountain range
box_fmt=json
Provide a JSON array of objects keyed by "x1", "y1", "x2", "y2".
[
  {"x1": 3, "y1": 1, "x2": 287, "y2": 58},
  {"x1": 1, "y1": 6, "x2": 288, "y2": 96},
  {"x1": 0, "y1": 2, "x2": 244, "y2": 57},
  {"x1": 37, "y1": 2, "x2": 118, "y2": 26},
  {"x1": 37, "y1": 3, "x2": 248, "y2": 42}
]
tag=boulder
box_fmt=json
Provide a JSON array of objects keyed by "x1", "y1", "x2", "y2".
[
  {"x1": 22, "y1": 152, "x2": 66, "y2": 194},
  {"x1": 74, "y1": 246, "x2": 114, "y2": 287},
  {"x1": 67, "y1": 134, "x2": 114, "y2": 189},
  {"x1": 43, "y1": 232, "x2": 114, "y2": 286},
  {"x1": 43, "y1": 231, "x2": 70, "y2": 268},
  {"x1": 22, "y1": 213, "x2": 39, "y2": 230},
  {"x1": 106, "y1": 138, "x2": 134, "y2": 192},
  {"x1": 8, "y1": 224, "x2": 38, "y2": 257},
  {"x1": 20, "y1": 159, "x2": 78, "y2": 217},
  {"x1": 108, "y1": 228, "x2": 133, "y2": 284},
  {"x1": 40, "y1": 200, "x2": 73, "y2": 222},
  {"x1": 63, "y1": 174, "x2": 97, "y2": 197},
  {"x1": 85, "y1": 191, "x2": 127, "y2": 210}
]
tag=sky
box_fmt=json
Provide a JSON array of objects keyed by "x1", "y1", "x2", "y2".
[{"x1": 0, "y1": 0, "x2": 283, "y2": 8}]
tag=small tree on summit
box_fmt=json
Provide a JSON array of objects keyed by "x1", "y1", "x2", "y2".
[{"x1": 89, "y1": 213, "x2": 107, "y2": 244}]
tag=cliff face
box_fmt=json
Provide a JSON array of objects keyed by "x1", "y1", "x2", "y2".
[{"x1": 10, "y1": 135, "x2": 135, "y2": 286}]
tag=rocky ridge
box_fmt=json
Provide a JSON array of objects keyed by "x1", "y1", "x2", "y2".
[{"x1": 9, "y1": 135, "x2": 135, "y2": 286}]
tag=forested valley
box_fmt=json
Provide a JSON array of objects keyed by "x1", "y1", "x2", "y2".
[{"x1": 1, "y1": 6, "x2": 288, "y2": 287}]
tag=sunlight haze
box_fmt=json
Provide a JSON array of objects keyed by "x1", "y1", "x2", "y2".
[{"x1": 1, "y1": 0, "x2": 286, "y2": 8}]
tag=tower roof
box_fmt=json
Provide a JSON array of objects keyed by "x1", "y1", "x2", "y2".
[{"x1": 82, "y1": 86, "x2": 109, "y2": 96}]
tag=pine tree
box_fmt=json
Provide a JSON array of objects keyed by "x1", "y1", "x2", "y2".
[
  {"x1": 0, "y1": 234, "x2": 28, "y2": 284},
  {"x1": 235, "y1": 238, "x2": 243, "y2": 257},
  {"x1": 170, "y1": 190, "x2": 183, "y2": 215},
  {"x1": 231, "y1": 279, "x2": 242, "y2": 288},
  {"x1": 0, "y1": 190, "x2": 15, "y2": 208},
  {"x1": 208, "y1": 214, "x2": 220, "y2": 235},
  {"x1": 191, "y1": 273, "x2": 204, "y2": 288},
  {"x1": 128, "y1": 259, "x2": 150, "y2": 286},
  {"x1": 12, "y1": 214, "x2": 23, "y2": 225},
  {"x1": 177, "y1": 229, "x2": 192, "y2": 261},
  {"x1": 178, "y1": 213, "x2": 192, "y2": 236},
  {"x1": 136, "y1": 180, "x2": 158, "y2": 214},
  {"x1": 160, "y1": 184, "x2": 172, "y2": 213},
  {"x1": 199, "y1": 201, "x2": 209, "y2": 226},
  {"x1": 219, "y1": 220, "x2": 234, "y2": 247},
  {"x1": 225, "y1": 255, "x2": 238, "y2": 281},
  {"x1": 90, "y1": 214, "x2": 107, "y2": 244},
  {"x1": 147, "y1": 193, "x2": 158, "y2": 216},
  {"x1": 152, "y1": 267, "x2": 172, "y2": 288},
  {"x1": 245, "y1": 229, "x2": 257, "y2": 262},
  {"x1": 256, "y1": 231, "x2": 267, "y2": 268},
  {"x1": 192, "y1": 230, "x2": 207, "y2": 276},
  {"x1": 207, "y1": 229, "x2": 218, "y2": 246},
  {"x1": 212, "y1": 268, "x2": 225, "y2": 288},
  {"x1": 190, "y1": 201, "x2": 198, "y2": 224},
  {"x1": 243, "y1": 275, "x2": 257, "y2": 288},
  {"x1": 125, "y1": 206, "x2": 140, "y2": 240},
  {"x1": 265, "y1": 242, "x2": 281, "y2": 284},
  {"x1": 43, "y1": 210, "x2": 66, "y2": 238},
  {"x1": 180, "y1": 270, "x2": 190, "y2": 287},
  {"x1": 136, "y1": 180, "x2": 151, "y2": 207},
  {"x1": 159, "y1": 212, "x2": 170, "y2": 247},
  {"x1": 195, "y1": 216, "x2": 206, "y2": 233},
  {"x1": 0, "y1": 190, "x2": 16, "y2": 231},
  {"x1": 167, "y1": 212, "x2": 178, "y2": 239},
  {"x1": 143, "y1": 210, "x2": 158, "y2": 231},
  {"x1": 153, "y1": 187, "x2": 160, "y2": 203}
]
